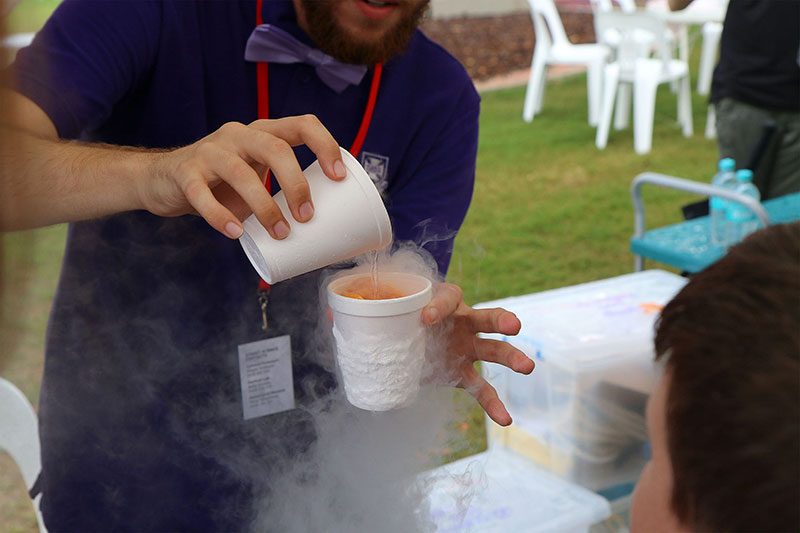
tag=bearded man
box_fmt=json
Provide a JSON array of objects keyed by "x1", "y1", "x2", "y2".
[{"x1": 1, "y1": 0, "x2": 534, "y2": 530}]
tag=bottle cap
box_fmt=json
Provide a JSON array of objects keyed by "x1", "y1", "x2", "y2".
[
  {"x1": 735, "y1": 169, "x2": 753, "y2": 183},
  {"x1": 719, "y1": 158, "x2": 735, "y2": 171}
]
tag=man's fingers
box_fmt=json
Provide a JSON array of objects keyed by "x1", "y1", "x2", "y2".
[
  {"x1": 422, "y1": 283, "x2": 463, "y2": 325},
  {"x1": 226, "y1": 126, "x2": 313, "y2": 226},
  {"x1": 474, "y1": 338, "x2": 535, "y2": 375},
  {"x1": 461, "y1": 365, "x2": 512, "y2": 427},
  {"x1": 467, "y1": 307, "x2": 521, "y2": 335},
  {"x1": 182, "y1": 177, "x2": 243, "y2": 239},
  {"x1": 213, "y1": 117, "x2": 344, "y2": 229},
  {"x1": 200, "y1": 143, "x2": 290, "y2": 240},
  {"x1": 250, "y1": 115, "x2": 346, "y2": 181}
]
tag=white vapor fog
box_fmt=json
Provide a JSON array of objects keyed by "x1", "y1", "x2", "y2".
[
  {"x1": 245, "y1": 245, "x2": 474, "y2": 532},
  {"x1": 40, "y1": 217, "x2": 482, "y2": 532}
]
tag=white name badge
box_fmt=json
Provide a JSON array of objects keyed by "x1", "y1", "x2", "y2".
[{"x1": 237, "y1": 335, "x2": 295, "y2": 420}]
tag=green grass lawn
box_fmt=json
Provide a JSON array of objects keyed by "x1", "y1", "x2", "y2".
[
  {"x1": 449, "y1": 78, "x2": 712, "y2": 304},
  {"x1": 0, "y1": 20, "x2": 717, "y2": 530},
  {"x1": 1, "y1": 225, "x2": 66, "y2": 533},
  {"x1": 5, "y1": 0, "x2": 60, "y2": 33}
]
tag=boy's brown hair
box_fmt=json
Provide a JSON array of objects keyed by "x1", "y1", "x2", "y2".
[{"x1": 655, "y1": 222, "x2": 800, "y2": 532}]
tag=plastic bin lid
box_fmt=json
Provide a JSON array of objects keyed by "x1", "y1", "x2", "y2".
[
  {"x1": 421, "y1": 447, "x2": 610, "y2": 532},
  {"x1": 475, "y1": 270, "x2": 687, "y2": 370}
]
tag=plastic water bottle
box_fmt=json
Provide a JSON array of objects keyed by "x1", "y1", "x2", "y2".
[
  {"x1": 709, "y1": 158, "x2": 736, "y2": 246},
  {"x1": 725, "y1": 169, "x2": 761, "y2": 245}
]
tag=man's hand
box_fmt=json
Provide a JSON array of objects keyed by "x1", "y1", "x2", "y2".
[
  {"x1": 143, "y1": 115, "x2": 345, "y2": 239},
  {"x1": 422, "y1": 282, "x2": 534, "y2": 427},
  {"x1": 0, "y1": 88, "x2": 346, "y2": 235}
]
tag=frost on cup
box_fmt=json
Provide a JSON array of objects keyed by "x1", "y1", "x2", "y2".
[
  {"x1": 239, "y1": 147, "x2": 392, "y2": 284},
  {"x1": 327, "y1": 272, "x2": 433, "y2": 411}
]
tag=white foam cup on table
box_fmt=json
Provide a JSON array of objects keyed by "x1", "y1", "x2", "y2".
[
  {"x1": 326, "y1": 272, "x2": 433, "y2": 411},
  {"x1": 239, "y1": 147, "x2": 392, "y2": 284}
]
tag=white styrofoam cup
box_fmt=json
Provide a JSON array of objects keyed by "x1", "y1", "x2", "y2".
[
  {"x1": 239, "y1": 147, "x2": 392, "y2": 284},
  {"x1": 327, "y1": 272, "x2": 433, "y2": 411}
]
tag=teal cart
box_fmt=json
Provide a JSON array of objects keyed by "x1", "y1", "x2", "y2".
[{"x1": 630, "y1": 172, "x2": 800, "y2": 273}]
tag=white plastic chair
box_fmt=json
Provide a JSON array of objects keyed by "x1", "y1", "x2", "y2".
[
  {"x1": 592, "y1": 0, "x2": 657, "y2": 130},
  {"x1": 592, "y1": 0, "x2": 684, "y2": 124},
  {"x1": 522, "y1": 0, "x2": 610, "y2": 126},
  {"x1": 696, "y1": 21, "x2": 723, "y2": 139},
  {"x1": 594, "y1": 10, "x2": 693, "y2": 155},
  {"x1": 697, "y1": 21, "x2": 722, "y2": 95},
  {"x1": 0, "y1": 377, "x2": 47, "y2": 533},
  {"x1": 592, "y1": 0, "x2": 662, "y2": 55}
]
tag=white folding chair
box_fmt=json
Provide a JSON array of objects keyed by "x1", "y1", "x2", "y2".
[
  {"x1": 592, "y1": 0, "x2": 684, "y2": 126},
  {"x1": 522, "y1": 0, "x2": 610, "y2": 126},
  {"x1": 697, "y1": 21, "x2": 722, "y2": 95},
  {"x1": 593, "y1": 0, "x2": 658, "y2": 53},
  {"x1": 592, "y1": 0, "x2": 652, "y2": 130},
  {"x1": 594, "y1": 10, "x2": 693, "y2": 155},
  {"x1": 0, "y1": 377, "x2": 47, "y2": 533}
]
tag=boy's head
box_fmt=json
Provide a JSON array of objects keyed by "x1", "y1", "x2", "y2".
[{"x1": 631, "y1": 223, "x2": 800, "y2": 532}]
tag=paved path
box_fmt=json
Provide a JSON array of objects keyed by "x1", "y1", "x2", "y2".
[{"x1": 473, "y1": 64, "x2": 586, "y2": 93}]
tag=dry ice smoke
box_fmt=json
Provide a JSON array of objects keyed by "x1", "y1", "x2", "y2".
[
  {"x1": 249, "y1": 388, "x2": 467, "y2": 532},
  {"x1": 44, "y1": 224, "x2": 478, "y2": 532},
  {"x1": 243, "y1": 245, "x2": 473, "y2": 532}
]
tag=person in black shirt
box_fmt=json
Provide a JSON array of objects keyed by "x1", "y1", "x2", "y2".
[{"x1": 670, "y1": 0, "x2": 800, "y2": 200}]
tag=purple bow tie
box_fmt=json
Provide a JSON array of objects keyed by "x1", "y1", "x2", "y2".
[{"x1": 245, "y1": 24, "x2": 368, "y2": 93}]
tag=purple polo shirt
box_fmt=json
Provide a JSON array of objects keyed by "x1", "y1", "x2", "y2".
[{"x1": 9, "y1": 1, "x2": 479, "y2": 531}]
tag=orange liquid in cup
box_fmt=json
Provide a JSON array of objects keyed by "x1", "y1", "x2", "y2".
[{"x1": 337, "y1": 276, "x2": 407, "y2": 300}]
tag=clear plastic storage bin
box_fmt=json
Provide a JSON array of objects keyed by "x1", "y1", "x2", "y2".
[
  {"x1": 422, "y1": 447, "x2": 611, "y2": 533},
  {"x1": 477, "y1": 270, "x2": 687, "y2": 497}
]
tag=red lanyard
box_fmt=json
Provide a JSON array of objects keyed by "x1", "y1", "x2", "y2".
[
  {"x1": 255, "y1": 64, "x2": 382, "y2": 167},
  {"x1": 254, "y1": 0, "x2": 383, "y2": 301}
]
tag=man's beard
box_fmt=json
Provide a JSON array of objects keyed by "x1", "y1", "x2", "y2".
[{"x1": 299, "y1": 0, "x2": 430, "y2": 65}]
